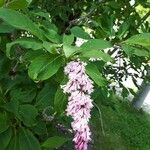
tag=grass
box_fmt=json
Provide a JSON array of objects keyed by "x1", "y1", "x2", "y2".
[{"x1": 91, "y1": 96, "x2": 150, "y2": 150}]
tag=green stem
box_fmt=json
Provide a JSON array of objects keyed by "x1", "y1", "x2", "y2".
[{"x1": 93, "y1": 102, "x2": 105, "y2": 136}]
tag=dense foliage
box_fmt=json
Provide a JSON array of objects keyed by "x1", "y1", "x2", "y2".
[{"x1": 0, "y1": 0, "x2": 150, "y2": 149}]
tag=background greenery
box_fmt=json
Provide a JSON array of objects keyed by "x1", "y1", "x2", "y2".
[{"x1": 92, "y1": 95, "x2": 150, "y2": 150}]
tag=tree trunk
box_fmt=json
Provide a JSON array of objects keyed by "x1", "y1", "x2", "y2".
[{"x1": 132, "y1": 71, "x2": 150, "y2": 109}]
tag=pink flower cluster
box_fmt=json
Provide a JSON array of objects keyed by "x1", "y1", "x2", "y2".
[{"x1": 61, "y1": 60, "x2": 94, "y2": 150}]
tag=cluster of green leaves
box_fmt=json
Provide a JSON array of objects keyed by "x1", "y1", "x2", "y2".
[
  {"x1": 0, "y1": 4, "x2": 113, "y2": 150},
  {"x1": 0, "y1": 0, "x2": 149, "y2": 149},
  {"x1": 0, "y1": 57, "x2": 71, "y2": 150}
]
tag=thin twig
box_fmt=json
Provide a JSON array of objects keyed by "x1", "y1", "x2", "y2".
[
  {"x1": 137, "y1": 10, "x2": 150, "y2": 28},
  {"x1": 93, "y1": 102, "x2": 105, "y2": 136},
  {"x1": 65, "y1": 7, "x2": 96, "y2": 32}
]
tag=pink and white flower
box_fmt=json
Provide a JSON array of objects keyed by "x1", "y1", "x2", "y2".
[{"x1": 61, "y1": 60, "x2": 94, "y2": 150}]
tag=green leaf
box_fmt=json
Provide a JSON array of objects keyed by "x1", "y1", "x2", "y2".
[
  {"x1": 121, "y1": 44, "x2": 133, "y2": 56},
  {"x1": 6, "y1": 38, "x2": 43, "y2": 58},
  {"x1": 63, "y1": 34, "x2": 78, "y2": 58},
  {"x1": 71, "y1": 26, "x2": 90, "y2": 39},
  {"x1": 10, "y1": 88, "x2": 36, "y2": 103},
  {"x1": 81, "y1": 39, "x2": 112, "y2": 50},
  {"x1": 35, "y1": 83, "x2": 56, "y2": 110},
  {"x1": 0, "y1": 113, "x2": 9, "y2": 134},
  {"x1": 0, "y1": 8, "x2": 44, "y2": 40},
  {"x1": 0, "y1": 22, "x2": 15, "y2": 33},
  {"x1": 18, "y1": 104, "x2": 38, "y2": 127},
  {"x1": 86, "y1": 63, "x2": 107, "y2": 87},
  {"x1": 79, "y1": 39, "x2": 113, "y2": 62},
  {"x1": 32, "y1": 121, "x2": 47, "y2": 135},
  {"x1": 0, "y1": 0, "x2": 4, "y2": 7},
  {"x1": 6, "y1": 0, "x2": 29, "y2": 10},
  {"x1": 3, "y1": 99, "x2": 19, "y2": 117},
  {"x1": 31, "y1": 11, "x2": 50, "y2": 21},
  {"x1": 0, "y1": 128, "x2": 12, "y2": 150},
  {"x1": 28, "y1": 55, "x2": 63, "y2": 80},
  {"x1": 108, "y1": 1, "x2": 121, "y2": 9},
  {"x1": 54, "y1": 87, "x2": 67, "y2": 113},
  {"x1": 122, "y1": 44, "x2": 149, "y2": 57},
  {"x1": 7, "y1": 133, "x2": 19, "y2": 150},
  {"x1": 0, "y1": 91, "x2": 5, "y2": 105},
  {"x1": 45, "y1": 22, "x2": 58, "y2": 32},
  {"x1": 19, "y1": 128, "x2": 41, "y2": 150},
  {"x1": 80, "y1": 49, "x2": 113, "y2": 62},
  {"x1": 42, "y1": 136, "x2": 69, "y2": 149},
  {"x1": 26, "y1": 0, "x2": 32, "y2": 3},
  {"x1": 63, "y1": 34, "x2": 74, "y2": 46},
  {"x1": 63, "y1": 45, "x2": 79, "y2": 58},
  {"x1": 123, "y1": 33, "x2": 150, "y2": 47},
  {"x1": 133, "y1": 48, "x2": 149, "y2": 57},
  {"x1": 117, "y1": 21, "x2": 130, "y2": 38},
  {"x1": 24, "y1": 50, "x2": 46, "y2": 61},
  {"x1": 1, "y1": 76, "x2": 24, "y2": 95},
  {"x1": 0, "y1": 55, "x2": 11, "y2": 77},
  {"x1": 43, "y1": 41, "x2": 62, "y2": 54},
  {"x1": 44, "y1": 29, "x2": 61, "y2": 43}
]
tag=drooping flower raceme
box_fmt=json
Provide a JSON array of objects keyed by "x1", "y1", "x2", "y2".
[{"x1": 61, "y1": 60, "x2": 94, "y2": 150}]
